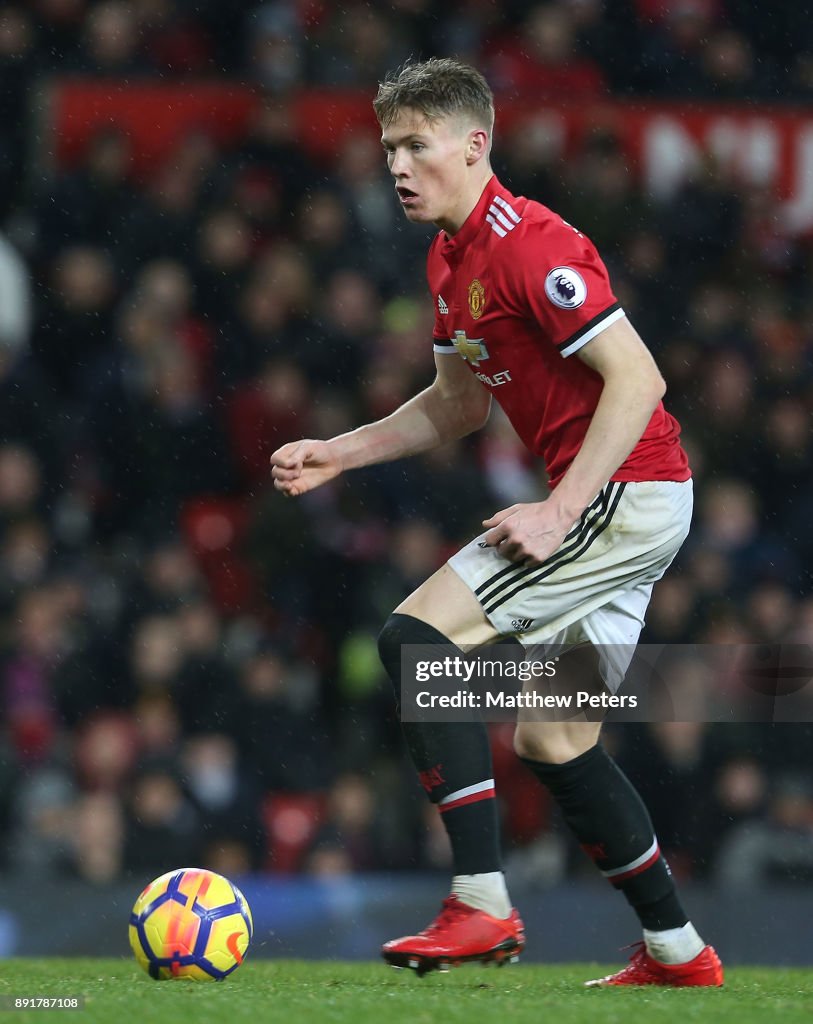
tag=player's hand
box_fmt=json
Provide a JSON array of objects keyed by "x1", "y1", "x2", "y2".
[
  {"x1": 270, "y1": 439, "x2": 343, "y2": 496},
  {"x1": 482, "y1": 501, "x2": 575, "y2": 566}
]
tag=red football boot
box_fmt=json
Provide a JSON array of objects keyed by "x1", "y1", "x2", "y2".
[
  {"x1": 585, "y1": 942, "x2": 724, "y2": 988},
  {"x1": 381, "y1": 895, "x2": 525, "y2": 976}
]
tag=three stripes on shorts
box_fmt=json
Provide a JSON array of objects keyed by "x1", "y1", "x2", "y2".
[{"x1": 476, "y1": 481, "x2": 627, "y2": 614}]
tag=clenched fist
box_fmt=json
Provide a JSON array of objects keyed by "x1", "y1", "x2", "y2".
[{"x1": 270, "y1": 439, "x2": 343, "y2": 496}]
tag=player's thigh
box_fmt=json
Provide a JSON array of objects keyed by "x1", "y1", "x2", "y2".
[{"x1": 395, "y1": 563, "x2": 500, "y2": 648}]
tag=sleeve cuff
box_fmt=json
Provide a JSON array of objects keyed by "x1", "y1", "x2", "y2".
[{"x1": 558, "y1": 304, "x2": 625, "y2": 358}]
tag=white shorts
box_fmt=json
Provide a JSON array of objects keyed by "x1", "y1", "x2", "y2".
[{"x1": 448, "y1": 479, "x2": 693, "y2": 692}]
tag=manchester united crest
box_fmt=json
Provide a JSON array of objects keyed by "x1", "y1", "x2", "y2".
[{"x1": 468, "y1": 278, "x2": 485, "y2": 320}]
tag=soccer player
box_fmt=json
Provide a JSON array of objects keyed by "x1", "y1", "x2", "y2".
[{"x1": 270, "y1": 58, "x2": 723, "y2": 988}]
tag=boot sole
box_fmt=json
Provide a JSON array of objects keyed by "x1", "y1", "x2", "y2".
[{"x1": 382, "y1": 938, "x2": 524, "y2": 977}]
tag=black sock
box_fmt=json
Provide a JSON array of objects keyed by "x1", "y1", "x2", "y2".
[
  {"x1": 522, "y1": 744, "x2": 688, "y2": 931},
  {"x1": 378, "y1": 613, "x2": 501, "y2": 876}
]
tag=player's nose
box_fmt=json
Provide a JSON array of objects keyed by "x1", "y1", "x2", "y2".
[{"x1": 389, "y1": 149, "x2": 409, "y2": 177}]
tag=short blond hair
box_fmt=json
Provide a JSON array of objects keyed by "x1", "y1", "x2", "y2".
[{"x1": 373, "y1": 58, "x2": 494, "y2": 135}]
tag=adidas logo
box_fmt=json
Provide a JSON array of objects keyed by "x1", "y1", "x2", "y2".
[
  {"x1": 438, "y1": 294, "x2": 449, "y2": 315},
  {"x1": 486, "y1": 195, "x2": 522, "y2": 238}
]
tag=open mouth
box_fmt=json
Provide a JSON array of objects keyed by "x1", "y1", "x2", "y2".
[{"x1": 396, "y1": 186, "x2": 418, "y2": 202}]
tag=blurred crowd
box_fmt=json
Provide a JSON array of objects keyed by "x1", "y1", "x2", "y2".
[{"x1": 0, "y1": 0, "x2": 813, "y2": 893}]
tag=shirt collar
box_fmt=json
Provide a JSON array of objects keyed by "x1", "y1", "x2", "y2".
[{"x1": 440, "y1": 174, "x2": 505, "y2": 258}]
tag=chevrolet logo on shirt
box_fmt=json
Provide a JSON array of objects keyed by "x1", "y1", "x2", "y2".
[{"x1": 453, "y1": 330, "x2": 489, "y2": 366}]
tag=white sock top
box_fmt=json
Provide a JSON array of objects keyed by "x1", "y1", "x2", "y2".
[
  {"x1": 644, "y1": 922, "x2": 705, "y2": 965},
  {"x1": 451, "y1": 872, "x2": 512, "y2": 920}
]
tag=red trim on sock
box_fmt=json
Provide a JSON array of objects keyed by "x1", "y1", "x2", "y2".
[
  {"x1": 609, "y1": 846, "x2": 662, "y2": 885},
  {"x1": 438, "y1": 787, "x2": 496, "y2": 813}
]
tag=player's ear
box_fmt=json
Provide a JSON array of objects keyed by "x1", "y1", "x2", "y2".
[{"x1": 466, "y1": 128, "x2": 489, "y2": 165}]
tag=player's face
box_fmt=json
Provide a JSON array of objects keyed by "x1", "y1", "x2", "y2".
[{"x1": 381, "y1": 108, "x2": 474, "y2": 232}]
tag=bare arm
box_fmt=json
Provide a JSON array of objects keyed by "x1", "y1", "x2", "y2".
[
  {"x1": 331, "y1": 350, "x2": 491, "y2": 468},
  {"x1": 483, "y1": 316, "x2": 666, "y2": 562},
  {"x1": 271, "y1": 352, "x2": 491, "y2": 496},
  {"x1": 548, "y1": 315, "x2": 666, "y2": 521}
]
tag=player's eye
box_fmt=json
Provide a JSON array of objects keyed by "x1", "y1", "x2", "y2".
[{"x1": 411, "y1": 143, "x2": 425, "y2": 152}]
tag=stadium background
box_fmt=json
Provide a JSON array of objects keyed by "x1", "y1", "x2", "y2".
[{"x1": 0, "y1": 0, "x2": 812, "y2": 962}]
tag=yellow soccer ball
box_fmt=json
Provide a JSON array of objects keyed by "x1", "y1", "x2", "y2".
[{"x1": 129, "y1": 868, "x2": 253, "y2": 980}]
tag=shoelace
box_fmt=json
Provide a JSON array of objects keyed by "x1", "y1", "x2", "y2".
[
  {"x1": 613, "y1": 942, "x2": 662, "y2": 982},
  {"x1": 421, "y1": 897, "x2": 471, "y2": 935}
]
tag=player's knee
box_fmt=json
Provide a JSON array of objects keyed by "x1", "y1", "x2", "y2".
[
  {"x1": 512, "y1": 724, "x2": 560, "y2": 763},
  {"x1": 513, "y1": 722, "x2": 597, "y2": 765},
  {"x1": 377, "y1": 613, "x2": 453, "y2": 696}
]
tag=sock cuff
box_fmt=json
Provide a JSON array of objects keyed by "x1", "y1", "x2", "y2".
[
  {"x1": 519, "y1": 743, "x2": 606, "y2": 782},
  {"x1": 378, "y1": 614, "x2": 456, "y2": 695},
  {"x1": 380, "y1": 612, "x2": 454, "y2": 648}
]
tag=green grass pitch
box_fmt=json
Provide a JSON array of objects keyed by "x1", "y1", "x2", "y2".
[{"x1": 1, "y1": 959, "x2": 812, "y2": 1024}]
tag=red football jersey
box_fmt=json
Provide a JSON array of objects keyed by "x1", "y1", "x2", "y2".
[{"x1": 428, "y1": 175, "x2": 690, "y2": 489}]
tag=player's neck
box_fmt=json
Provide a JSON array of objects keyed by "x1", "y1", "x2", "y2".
[{"x1": 435, "y1": 167, "x2": 494, "y2": 237}]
